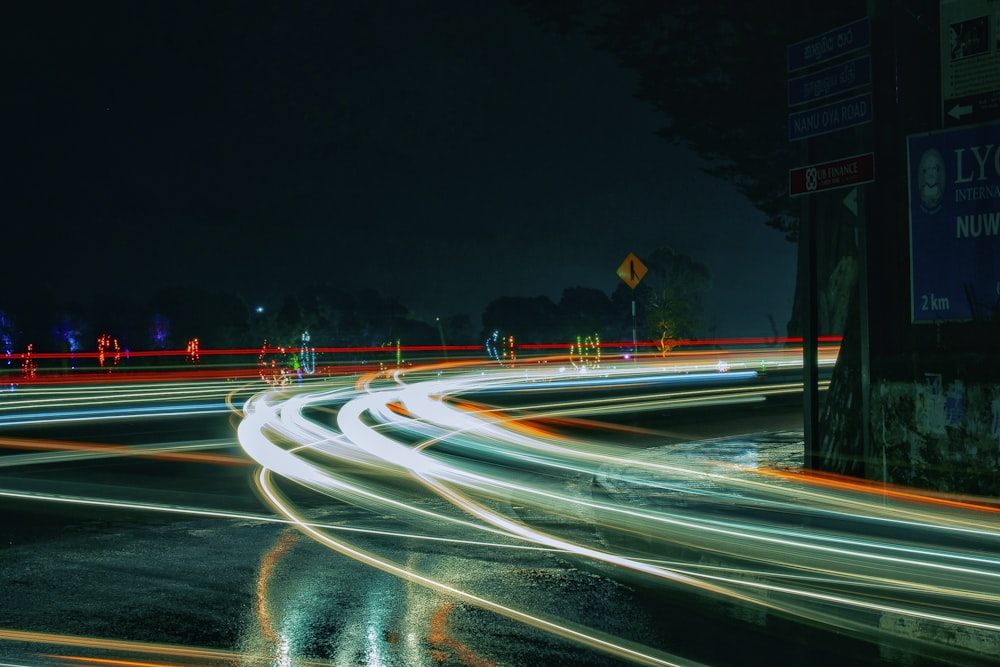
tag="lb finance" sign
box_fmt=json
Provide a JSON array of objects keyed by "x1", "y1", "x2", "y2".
[{"x1": 789, "y1": 152, "x2": 875, "y2": 197}]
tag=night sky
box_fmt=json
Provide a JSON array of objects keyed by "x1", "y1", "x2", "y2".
[{"x1": 6, "y1": 2, "x2": 797, "y2": 338}]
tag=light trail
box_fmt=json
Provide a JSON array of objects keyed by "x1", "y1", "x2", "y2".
[
  {"x1": 0, "y1": 629, "x2": 339, "y2": 667},
  {"x1": 253, "y1": 467, "x2": 700, "y2": 667},
  {"x1": 0, "y1": 379, "x2": 257, "y2": 427},
  {"x1": 4, "y1": 343, "x2": 993, "y2": 664},
  {"x1": 235, "y1": 357, "x2": 1000, "y2": 664},
  {"x1": 0, "y1": 437, "x2": 247, "y2": 467},
  {"x1": 0, "y1": 488, "x2": 567, "y2": 554}
]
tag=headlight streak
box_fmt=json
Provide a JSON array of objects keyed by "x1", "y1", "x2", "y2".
[
  {"x1": 436, "y1": 384, "x2": 998, "y2": 544},
  {"x1": 242, "y1": 382, "x2": 724, "y2": 664},
  {"x1": 0, "y1": 488, "x2": 564, "y2": 554},
  {"x1": 0, "y1": 629, "x2": 340, "y2": 666},
  {"x1": 753, "y1": 466, "x2": 1000, "y2": 527},
  {"x1": 240, "y1": 393, "x2": 535, "y2": 541},
  {"x1": 401, "y1": 453, "x2": 1000, "y2": 624},
  {"x1": 0, "y1": 436, "x2": 247, "y2": 467},
  {"x1": 0, "y1": 629, "x2": 241, "y2": 663},
  {"x1": 0, "y1": 379, "x2": 260, "y2": 427},
  {"x1": 253, "y1": 467, "x2": 700, "y2": 667},
  {"x1": 255, "y1": 530, "x2": 299, "y2": 657},
  {"x1": 446, "y1": 380, "x2": 807, "y2": 421},
  {"x1": 0, "y1": 403, "x2": 231, "y2": 427},
  {"x1": 9, "y1": 348, "x2": 995, "y2": 662},
  {"x1": 336, "y1": 386, "x2": 757, "y2": 601},
  {"x1": 2, "y1": 370, "x2": 701, "y2": 664},
  {"x1": 405, "y1": 383, "x2": 941, "y2": 565},
  {"x1": 0, "y1": 380, "x2": 245, "y2": 409},
  {"x1": 237, "y1": 361, "x2": 1000, "y2": 663},
  {"x1": 431, "y1": 464, "x2": 1000, "y2": 587}
]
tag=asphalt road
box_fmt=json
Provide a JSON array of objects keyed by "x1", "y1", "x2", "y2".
[{"x1": 0, "y1": 363, "x2": 996, "y2": 666}]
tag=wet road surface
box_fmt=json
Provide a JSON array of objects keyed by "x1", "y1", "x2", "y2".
[{"x1": 1, "y1": 365, "x2": 997, "y2": 666}]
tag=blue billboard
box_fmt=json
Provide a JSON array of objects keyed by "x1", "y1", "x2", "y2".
[{"x1": 908, "y1": 122, "x2": 1000, "y2": 322}]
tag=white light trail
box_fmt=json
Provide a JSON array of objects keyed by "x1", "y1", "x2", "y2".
[{"x1": 235, "y1": 358, "x2": 1000, "y2": 663}]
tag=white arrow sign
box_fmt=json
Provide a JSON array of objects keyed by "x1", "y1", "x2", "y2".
[
  {"x1": 948, "y1": 104, "x2": 973, "y2": 120},
  {"x1": 843, "y1": 187, "x2": 858, "y2": 216}
]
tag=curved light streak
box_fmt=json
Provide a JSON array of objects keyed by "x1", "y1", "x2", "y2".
[
  {"x1": 236, "y1": 359, "x2": 1000, "y2": 664},
  {"x1": 253, "y1": 466, "x2": 697, "y2": 667}
]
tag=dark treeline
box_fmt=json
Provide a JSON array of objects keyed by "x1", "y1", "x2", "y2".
[
  {"x1": 0, "y1": 282, "x2": 652, "y2": 356},
  {"x1": 2, "y1": 246, "x2": 709, "y2": 357}
]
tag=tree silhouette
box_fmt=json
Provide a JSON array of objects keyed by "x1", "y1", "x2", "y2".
[
  {"x1": 639, "y1": 246, "x2": 711, "y2": 344},
  {"x1": 511, "y1": 0, "x2": 873, "y2": 339},
  {"x1": 511, "y1": 0, "x2": 854, "y2": 240},
  {"x1": 481, "y1": 295, "x2": 559, "y2": 344},
  {"x1": 557, "y1": 286, "x2": 615, "y2": 340}
]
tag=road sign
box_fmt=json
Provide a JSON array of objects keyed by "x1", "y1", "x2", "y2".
[
  {"x1": 617, "y1": 252, "x2": 647, "y2": 289},
  {"x1": 788, "y1": 92, "x2": 873, "y2": 141},
  {"x1": 907, "y1": 122, "x2": 1000, "y2": 322},
  {"x1": 787, "y1": 17, "x2": 871, "y2": 72},
  {"x1": 940, "y1": 0, "x2": 1000, "y2": 127},
  {"x1": 787, "y1": 55, "x2": 872, "y2": 107},
  {"x1": 843, "y1": 187, "x2": 859, "y2": 216},
  {"x1": 789, "y1": 152, "x2": 875, "y2": 196}
]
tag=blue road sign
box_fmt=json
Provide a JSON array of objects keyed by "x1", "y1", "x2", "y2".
[
  {"x1": 788, "y1": 93, "x2": 873, "y2": 142},
  {"x1": 787, "y1": 17, "x2": 870, "y2": 72},
  {"x1": 788, "y1": 55, "x2": 871, "y2": 107}
]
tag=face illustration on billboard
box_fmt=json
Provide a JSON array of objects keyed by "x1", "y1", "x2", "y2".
[{"x1": 917, "y1": 148, "x2": 945, "y2": 214}]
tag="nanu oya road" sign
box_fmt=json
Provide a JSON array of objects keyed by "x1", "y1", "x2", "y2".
[{"x1": 788, "y1": 92, "x2": 873, "y2": 142}]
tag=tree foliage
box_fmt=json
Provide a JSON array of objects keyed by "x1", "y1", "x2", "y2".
[
  {"x1": 511, "y1": 0, "x2": 861, "y2": 241},
  {"x1": 481, "y1": 295, "x2": 560, "y2": 344},
  {"x1": 557, "y1": 286, "x2": 615, "y2": 340},
  {"x1": 637, "y1": 245, "x2": 711, "y2": 343}
]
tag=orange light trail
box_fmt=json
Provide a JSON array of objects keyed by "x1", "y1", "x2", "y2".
[
  {"x1": 757, "y1": 467, "x2": 1000, "y2": 514},
  {"x1": 0, "y1": 628, "x2": 340, "y2": 666},
  {"x1": 0, "y1": 435, "x2": 248, "y2": 466},
  {"x1": 254, "y1": 530, "x2": 299, "y2": 654}
]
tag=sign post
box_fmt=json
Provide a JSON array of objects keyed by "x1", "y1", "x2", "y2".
[
  {"x1": 787, "y1": 16, "x2": 872, "y2": 470},
  {"x1": 616, "y1": 252, "x2": 647, "y2": 358}
]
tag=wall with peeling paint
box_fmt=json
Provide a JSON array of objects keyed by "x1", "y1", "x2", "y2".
[{"x1": 870, "y1": 378, "x2": 1000, "y2": 495}]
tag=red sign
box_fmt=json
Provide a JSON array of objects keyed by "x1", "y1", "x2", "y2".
[{"x1": 789, "y1": 152, "x2": 875, "y2": 196}]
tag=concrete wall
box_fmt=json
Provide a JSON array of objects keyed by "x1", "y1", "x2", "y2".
[{"x1": 871, "y1": 378, "x2": 1000, "y2": 495}]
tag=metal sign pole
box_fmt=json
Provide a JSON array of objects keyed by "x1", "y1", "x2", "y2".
[
  {"x1": 617, "y1": 252, "x2": 647, "y2": 363},
  {"x1": 631, "y1": 299, "x2": 637, "y2": 360},
  {"x1": 802, "y1": 187, "x2": 819, "y2": 470}
]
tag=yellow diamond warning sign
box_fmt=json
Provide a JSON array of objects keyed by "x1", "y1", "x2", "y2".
[{"x1": 616, "y1": 252, "x2": 647, "y2": 289}]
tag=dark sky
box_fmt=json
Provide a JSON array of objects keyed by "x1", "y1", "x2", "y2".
[{"x1": 6, "y1": 2, "x2": 796, "y2": 338}]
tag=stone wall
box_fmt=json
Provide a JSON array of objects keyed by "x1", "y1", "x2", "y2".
[{"x1": 870, "y1": 378, "x2": 1000, "y2": 496}]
